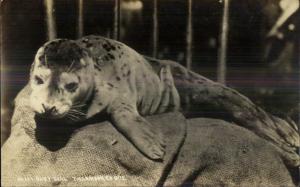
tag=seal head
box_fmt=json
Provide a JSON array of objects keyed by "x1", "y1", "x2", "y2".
[{"x1": 29, "y1": 39, "x2": 94, "y2": 121}]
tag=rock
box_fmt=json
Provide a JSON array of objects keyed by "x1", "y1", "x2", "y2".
[{"x1": 1, "y1": 112, "x2": 296, "y2": 186}]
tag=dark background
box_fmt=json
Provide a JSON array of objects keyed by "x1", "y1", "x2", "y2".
[{"x1": 1, "y1": 0, "x2": 299, "y2": 144}]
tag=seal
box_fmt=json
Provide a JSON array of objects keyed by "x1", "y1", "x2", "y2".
[{"x1": 29, "y1": 35, "x2": 299, "y2": 161}]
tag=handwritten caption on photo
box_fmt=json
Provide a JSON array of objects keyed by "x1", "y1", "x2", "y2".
[{"x1": 17, "y1": 175, "x2": 127, "y2": 182}]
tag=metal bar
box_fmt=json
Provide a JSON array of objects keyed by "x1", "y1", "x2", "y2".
[
  {"x1": 217, "y1": 0, "x2": 230, "y2": 84},
  {"x1": 44, "y1": 0, "x2": 57, "y2": 40},
  {"x1": 152, "y1": 0, "x2": 158, "y2": 58},
  {"x1": 114, "y1": 0, "x2": 121, "y2": 40},
  {"x1": 186, "y1": 0, "x2": 193, "y2": 70},
  {"x1": 77, "y1": 0, "x2": 83, "y2": 38},
  {"x1": 0, "y1": 12, "x2": 7, "y2": 145}
]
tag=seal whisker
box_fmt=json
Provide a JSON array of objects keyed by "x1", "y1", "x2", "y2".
[
  {"x1": 72, "y1": 104, "x2": 86, "y2": 108},
  {"x1": 66, "y1": 115, "x2": 76, "y2": 122},
  {"x1": 44, "y1": 55, "x2": 48, "y2": 67},
  {"x1": 66, "y1": 113, "x2": 81, "y2": 120},
  {"x1": 67, "y1": 113, "x2": 80, "y2": 118},
  {"x1": 71, "y1": 105, "x2": 86, "y2": 110},
  {"x1": 70, "y1": 109, "x2": 85, "y2": 113},
  {"x1": 72, "y1": 103, "x2": 86, "y2": 107},
  {"x1": 69, "y1": 109, "x2": 85, "y2": 116}
]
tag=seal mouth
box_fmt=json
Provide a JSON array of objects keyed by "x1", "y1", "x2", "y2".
[
  {"x1": 33, "y1": 103, "x2": 85, "y2": 121},
  {"x1": 35, "y1": 111, "x2": 67, "y2": 120}
]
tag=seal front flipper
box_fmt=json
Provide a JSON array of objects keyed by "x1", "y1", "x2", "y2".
[{"x1": 111, "y1": 106, "x2": 165, "y2": 160}]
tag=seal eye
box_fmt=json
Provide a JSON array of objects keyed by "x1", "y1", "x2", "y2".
[
  {"x1": 65, "y1": 82, "x2": 78, "y2": 92},
  {"x1": 34, "y1": 76, "x2": 44, "y2": 85}
]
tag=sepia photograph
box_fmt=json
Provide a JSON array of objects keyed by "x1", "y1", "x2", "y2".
[{"x1": 1, "y1": 0, "x2": 299, "y2": 186}]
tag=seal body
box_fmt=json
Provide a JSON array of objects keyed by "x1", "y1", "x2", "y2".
[{"x1": 29, "y1": 35, "x2": 299, "y2": 161}]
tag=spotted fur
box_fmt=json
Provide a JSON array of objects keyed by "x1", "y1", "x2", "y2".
[{"x1": 28, "y1": 35, "x2": 300, "y2": 163}]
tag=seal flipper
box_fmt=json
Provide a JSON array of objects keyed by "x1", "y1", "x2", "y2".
[{"x1": 111, "y1": 105, "x2": 165, "y2": 160}]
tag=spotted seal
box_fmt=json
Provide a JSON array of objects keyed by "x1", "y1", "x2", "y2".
[{"x1": 29, "y1": 35, "x2": 299, "y2": 161}]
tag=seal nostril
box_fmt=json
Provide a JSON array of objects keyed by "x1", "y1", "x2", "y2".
[
  {"x1": 41, "y1": 104, "x2": 57, "y2": 114},
  {"x1": 42, "y1": 104, "x2": 47, "y2": 112},
  {"x1": 50, "y1": 106, "x2": 57, "y2": 113}
]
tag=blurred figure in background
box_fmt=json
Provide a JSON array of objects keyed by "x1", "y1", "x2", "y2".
[
  {"x1": 261, "y1": 0, "x2": 299, "y2": 122},
  {"x1": 263, "y1": 0, "x2": 299, "y2": 73}
]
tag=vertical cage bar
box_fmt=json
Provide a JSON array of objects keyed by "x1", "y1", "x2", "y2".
[
  {"x1": 77, "y1": 0, "x2": 83, "y2": 38},
  {"x1": 186, "y1": 0, "x2": 193, "y2": 70},
  {"x1": 217, "y1": 0, "x2": 230, "y2": 84},
  {"x1": 152, "y1": 0, "x2": 158, "y2": 58},
  {"x1": 0, "y1": 12, "x2": 7, "y2": 145},
  {"x1": 114, "y1": 0, "x2": 121, "y2": 40},
  {"x1": 44, "y1": 0, "x2": 57, "y2": 40}
]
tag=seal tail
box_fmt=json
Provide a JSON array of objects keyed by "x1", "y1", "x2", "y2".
[{"x1": 145, "y1": 57, "x2": 299, "y2": 167}]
